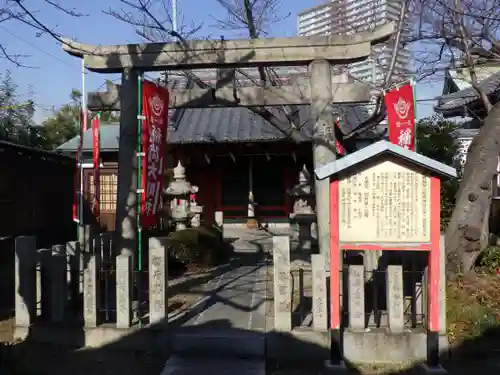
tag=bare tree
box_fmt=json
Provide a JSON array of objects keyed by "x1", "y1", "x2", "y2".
[
  {"x1": 107, "y1": 0, "x2": 409, "y2": 143},
  {"x1": 410, "y1": 0, "x2": 500, "y2": 277},
  {"x1": 0, "y1": 0, "x2": 85, "y2": 66}
]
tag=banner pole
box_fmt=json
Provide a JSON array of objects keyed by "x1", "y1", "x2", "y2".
[
  {"x1": 411, "y1": 77, "x2": 418, "y2": 152},
  {"x1": 137, "y1": 73, "x2": 144, "y2": 329}
]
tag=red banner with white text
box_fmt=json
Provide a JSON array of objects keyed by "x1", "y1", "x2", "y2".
[
  {"x1": 73, "y1": 109, "x2": 86, "y2": 222},
  {"x1": 91, "y1": 114, "x2": 100, "y2": 217},
  {"x1": 141, "y1": 80, "x2": 169, "y2": 229},
  {"x1": 385, "y1": 83, "x2": 416, "y2": 151}
]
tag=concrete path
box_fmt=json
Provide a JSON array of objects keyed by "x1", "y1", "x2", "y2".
[
  {"x1": 161, "y1": 356, "x2": 265, "y2": 375},
  {"x1": 182, "y1": 262, "x2": 267, "y2": 330},
  {"x1": 162, "y1": 229, "x2": 281, "y2": 375}
]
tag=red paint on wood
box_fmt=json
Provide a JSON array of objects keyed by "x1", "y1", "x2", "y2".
[
  {"x1": 329, "y1": 178, "x2": 341, "y2": 330},
  {"x1": 341, "y1": 244, "x2": 431, "y2": 251},
  {"x1": 428, "y1": 177, "x2": 441, "y2": 332}
]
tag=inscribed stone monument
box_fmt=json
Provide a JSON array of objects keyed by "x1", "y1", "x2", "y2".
[
  {"x1": 83, "y1": 253, "x2": 99, "y2": 327},
  {"x1": 311, "y1": 254, "x2": 327, "y2": 330},
  {"x1": 386, "y1": 265, "x2": 404, "y2": 332},
  {"x1": 149, "y1": 237, "x2": 168, "y2": 325},
  {"x1": 116, "y1": 253, "x2": 133, "y2": 328},
  {"x1": 273, "y1": 236, "x2": 292, "y2": 331},
  {"x1": 348, "y1": 265, "x2": 365, "y2": 331}
]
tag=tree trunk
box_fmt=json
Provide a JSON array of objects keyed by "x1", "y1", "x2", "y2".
[{"x1": 445, "y1": 102, "x2": 500, "y2": 278}]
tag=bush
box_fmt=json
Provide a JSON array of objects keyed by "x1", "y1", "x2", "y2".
[
  {"x1": 167, "y1": 225, "x2": 230, "y2": 267},
  {"x1": 478, "y1": 246, "x2": 500, "y2": 274}
]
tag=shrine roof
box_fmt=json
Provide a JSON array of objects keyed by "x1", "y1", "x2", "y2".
[
  {"x1": 435, "y1": 70, "x2": 500, "y2": 116},
  {"x1": 55, "y1": 104, "x2": 375, "y2": 151},
  {"x1": 314, "y1": 140, "x2": 457, "y2": 180}
]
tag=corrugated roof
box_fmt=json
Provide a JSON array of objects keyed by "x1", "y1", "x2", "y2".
[
  {"x1": 436, "y1": 70, "x2": 500, "y2": 114},
  {"x1": 56, "y1": 104, "x2": 373, "y2": 151},
  {"x1": 56, "y1": 123, "x2": 120, "y2": 152}
]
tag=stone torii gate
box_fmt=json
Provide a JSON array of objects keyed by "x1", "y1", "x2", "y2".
[{"x1": 61, "y1": 24, "x2": 394, "y2": 260}]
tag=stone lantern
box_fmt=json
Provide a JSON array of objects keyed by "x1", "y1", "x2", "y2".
[
  {"x1": 164, "y1": 161, "x2": 203, "y2": 231},
  {"x1": 288, "y1": 165, "x2": 317, "y2": 252}
]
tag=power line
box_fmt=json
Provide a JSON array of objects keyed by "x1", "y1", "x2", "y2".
[{"x1": 0, "y1": 25, "x2": 73, "y2": 68}]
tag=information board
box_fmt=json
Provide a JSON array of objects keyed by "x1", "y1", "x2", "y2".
[{"x1": 338, "y1": 160, "x2": 431, "y2": 243}]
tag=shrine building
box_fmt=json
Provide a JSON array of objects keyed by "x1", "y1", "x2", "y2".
[{"x1": 56, "y1": 75, "x2": 382, "y2": 231}]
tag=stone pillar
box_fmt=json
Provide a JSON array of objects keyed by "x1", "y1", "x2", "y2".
[
  {"x1": 15, "y1": 236, "x2": 37, "y2": 327},
  {"x1": 83, "y1": 253, "x2": 100, "y2": 327},
  {"x1": 149, "y1": 237, "x2": 169, "y2": 325},
  {"x1": 386, "y1": 265, "x2": 404, "y2": 333},
  {"x1": 215, "y1": 211, "x2": 224, "y2": 228},
  {"x1": 81, "y1": 224, "x2": 92, "y2": 253},
  {"x1": 308, "y1": 60, "x2": 335, "y2": 269},
  {"x1": 348, "y1": 265, "x2": 365, "y2": 331},
  {"x1": 116, "y1": 253, "x2": 133, "y2": 328},
  {"x1": 50, "y1": 245, "x2": 67, "y2": 323},
  {"x1": 272, "y1": 236, "x2": 292, "y2": 331},
  {"x1": 36, "y1": 248, "x2": 52, "y2": 318},
  {"x1": 115, "y1": 68, "x2": 139, "y2": 256},
  {"x1": 311, "y1": 254, "x2": 327, "y2": 331},
  {"x1": 66, "y1": 241, "x2": 82, "y2": 313}
]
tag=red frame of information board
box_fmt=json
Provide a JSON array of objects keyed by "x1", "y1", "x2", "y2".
[{"x1": 328, "y1": 176, "x2": 442, "y2": 333}]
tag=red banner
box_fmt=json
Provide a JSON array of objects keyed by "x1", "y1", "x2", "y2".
[
  {"x1": 141, "y1": 80, "x2": 169, "y2": 229},
  {"x1": 335, "y1": 119, "x2": 346, "y2": 156},
  {"x1": 385, "y1": 83, "x2": 416, "y2": 150},
  {"x1": 91, "y1": 114, "x2": 100, "y2": 217},
  {"x1": 73, "y1": 109, "x2": 86, "y2": 222}
]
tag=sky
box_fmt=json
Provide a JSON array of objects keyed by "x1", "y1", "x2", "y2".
[{"x1": 0, "y1": 0, "x2": 441, "y2": 124}]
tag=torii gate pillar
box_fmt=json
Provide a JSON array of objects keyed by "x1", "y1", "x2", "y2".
[
  {"x1": 309, "y1": 60, "x2": 336, "y2": 267},
  {"x1": 115, "y1": 68, "x2": 139, "y2": 257}
]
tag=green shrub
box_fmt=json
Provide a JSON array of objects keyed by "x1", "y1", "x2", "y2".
[
  {"x1": 479, "y1": 246, "x2": 500, "y2": 274},
  {"x1": 167, "y1": 225, "x2": 229, "y2": 266}
]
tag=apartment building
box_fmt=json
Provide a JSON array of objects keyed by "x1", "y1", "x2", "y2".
[{"x1": 297, "y1": 0, "x2": 411, "y2": 85}]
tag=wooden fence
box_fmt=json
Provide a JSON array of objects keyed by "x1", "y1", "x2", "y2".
[{"x1": 0, "y1": 141, "x2": 75, "y2": 248}]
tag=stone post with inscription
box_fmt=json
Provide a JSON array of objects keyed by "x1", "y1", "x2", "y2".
[
  {"x1": 50, "y1": 244, "x2": 67, "y2": 323},
  {"x1": 348, "y1": 265, "x2": 365, "y2": 331},
  {"x1": 149, "y1": 237, "x2": 169, "y2": 325},
  {"x1": 311, "y1": 254, "x2": 327, "y2": 331},
  {"x1": 83, "y1": 252, "x2": 100, "y2": 327},
  {"x1": 15, "y1": 236, "x2": 37, "y2": 328},
  {"x1": 273, "y1": 236, "x2": 292, "y2": 331},
  {"x1": 386, "y1": 265, "x2": 404, "y2": 333},
  {"x1": 116, "y1": 253, "x2": 133, "y2": 329}
]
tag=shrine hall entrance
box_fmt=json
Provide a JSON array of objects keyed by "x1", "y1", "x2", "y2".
[{"x1": 216, "y1": 155, "x2": 293, "y2": 222}]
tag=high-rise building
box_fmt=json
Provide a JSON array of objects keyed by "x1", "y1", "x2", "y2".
[{"x1": 297, "y1": 0, "x2": 411, "y2": 86}]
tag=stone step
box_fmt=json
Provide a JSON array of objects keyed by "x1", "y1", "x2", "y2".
[
  {"x1": 171, "y1": 328, "x2": 266, "y2": 358},
  {"x1": 161, "y1": 355, "x2": 265, "y2": 375}
]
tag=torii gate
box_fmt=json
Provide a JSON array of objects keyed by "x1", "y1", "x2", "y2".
[{"x1": 61, "y1": 23, "x2": 394, "y2": 266}]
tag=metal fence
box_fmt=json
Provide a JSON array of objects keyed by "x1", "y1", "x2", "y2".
[{"x1": 289, "y1": 251, "x2": 428, "y2": 330}]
